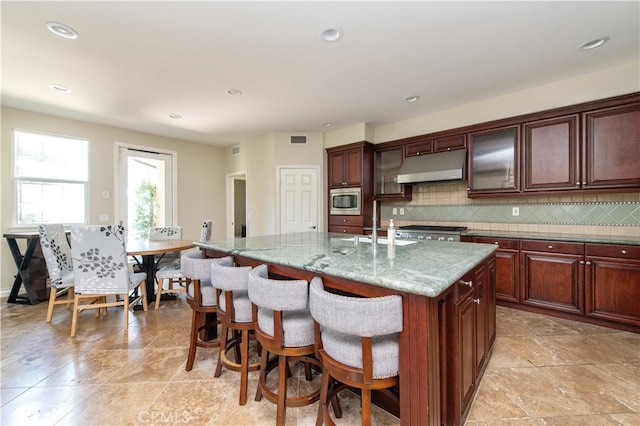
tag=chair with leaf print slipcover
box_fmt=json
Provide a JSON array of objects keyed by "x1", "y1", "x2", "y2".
[
  {"x1": 70, "y1": 225, "x2": 148, "y2": 338},
  {"x1": 39, "y1": 224, "x2": 75, "y2": 322},
  {"x1": 149, "y1": 226, "x2": 187, "y2": 309}
]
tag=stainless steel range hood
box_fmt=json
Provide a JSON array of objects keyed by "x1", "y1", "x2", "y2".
[{"x1": 396, "y1": 149, "x2": 467, "y2": 184}]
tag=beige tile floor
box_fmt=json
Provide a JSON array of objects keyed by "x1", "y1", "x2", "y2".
[{"x1": 1, "y1": 295, "x2": 638, "y2": 425}]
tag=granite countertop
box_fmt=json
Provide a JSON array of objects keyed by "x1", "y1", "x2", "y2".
[
  {"x1": 196, "y1": 232, "x2": 496, "y2": 298},
  {"x1": 463, "y1": 230, "x2": 640, "y2": 245}
]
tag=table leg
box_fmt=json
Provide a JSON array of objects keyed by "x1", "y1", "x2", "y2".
[{"x1": 6, "y1": 237, "x2": 41, "y2": 304}]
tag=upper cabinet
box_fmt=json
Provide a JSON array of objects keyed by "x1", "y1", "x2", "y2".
[
  {"x1": 468, "y1": 125, "x2": 520, "y2": 195},
  {"x1": 373, "y1": 146, "x2": 412, "y2": 200},
  {"x1": 405, "y1": 134, "x2": 467, "y2": 157},
  {"x1": 523, "y1": 114, "x2": 579, "y2": 192},
  {"x1": 328, "y1": 143, "x2": 372, "y2": 188},
  {"x1": 583, "y1": 102, "x2": 640, "y2": 190}
]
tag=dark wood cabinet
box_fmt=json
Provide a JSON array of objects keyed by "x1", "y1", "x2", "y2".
[
  {"x1": 468, "y1": 125, "x2": 520, "y2": 195},
  {"x1": 328, "y1": 147, "x2": 364, "y2": 188},
  {"x1": 585, "y1": 243, "x2": 640, "y2": 327},
  {"x1": 328, "y1": 215, "x2": 364, "y2": 235},
  {"x1": 523, "y1": 114, "x2": 579, "y2": 192},
  {"x1": 446, "y1": 257, "x2": 496, "y2": 425},
  {"x1": 373, "y1": 146, "x2": 412, "y2": 201},
  {"x1": 405, "y1": 133, "x2": 466, "y2": 157},
  {"x1": 521, "y1": 240, "x2": 584, "y2": 314},
  {"x1": 474, "y1": 237, "x2": 519, "y2": 303},
  {"x1": 326, "y1": 142, "x2": 373, "y2": 234},
  {"x1": 583, "y1": 102, "x2": 640, "y2": 190}
]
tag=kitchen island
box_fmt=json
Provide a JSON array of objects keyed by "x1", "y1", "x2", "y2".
[{"x1": 197, "y1": 232, "x2": 497, "y2": 425}]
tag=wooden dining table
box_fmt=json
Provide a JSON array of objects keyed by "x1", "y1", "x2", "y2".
[{"x1": 126, "y1": 239, "x2": 195, "y2": 304}]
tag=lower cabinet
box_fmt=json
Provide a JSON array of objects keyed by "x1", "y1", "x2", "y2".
[
  {"x1": 585, "y1": 243, "x2": 640, "y2": 327},
  {"x1": 446, "y1": 257, "x2": 496, "y2": 425},
  {"x1": 521, "y1": 240, "x2": 584, "y2": 314},
  {"x1": 469, "y1": 235, "x2": 640, "y2": 332},
  {"x1": 328, "y1": 215, "x2": 364, "y2": 234}
]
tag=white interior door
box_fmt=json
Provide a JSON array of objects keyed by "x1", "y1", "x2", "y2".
[
  {"x1": 279, "y1": 167, "x2": 319, "y2": 234},
  {"x1": 117, "y1": 145, "x2": 175, "y2": 241}
]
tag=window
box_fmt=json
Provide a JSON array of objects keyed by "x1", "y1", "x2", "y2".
[{"x1": 13, "y1": 129, "x2": 89, "y2": 226}]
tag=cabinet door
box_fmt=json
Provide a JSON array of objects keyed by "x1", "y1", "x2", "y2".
[
  {"x1": 374, "y1": 147, "x2": 412, "y2": 200},
  {"x1": 433, "y1": 134, "x2": 467, "y2": 153},
  {"x1": 583, "y1": 103, "x2": 640, "y2": 189},
  {"x1": 474, "y1": 265, "x2": 488, "y2": 374},
  {"x1": 345, "y1": 149, "x2": 363, "y2": 186},
  {"x1": 585, "y1": 244, "x2": 640, "y2": 326},
  {"x1": 328, "y1": 151, "x2": 347, "y2": 187},
  {"x1": 405, "y1": 139, "x2": 433, "y2": 157},
  {"x1": 521, "y1": 240, "x2": 584, "y2": 314},
  {"x1": 468, "y1": 125, "x2": 520, "y2": 195},
  {"x1": 474, "y1": 237, "x2": 519, "y2": 303},
  {"x1": 523, "y1": 115, "x2": 579, "y2": 192}
]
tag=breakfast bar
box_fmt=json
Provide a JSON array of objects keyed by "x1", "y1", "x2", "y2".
[{"x1": 197, "y1": 232, "x2": 497, "y2": 425}]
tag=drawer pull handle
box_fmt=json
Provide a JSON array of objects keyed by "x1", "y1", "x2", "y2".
[
  {"x1": 548, "y1": 245, "x2": 553, "y2": 249},
  {"x1": 472, "y1": 298, "x2": 481, "y2": 304},
  {"x1": 460, "y1": 280, "x2": 473, "y2": 287},
  {"x1": 621, "y1": 250, "x2": 627, "y2": 255},
  {"x1": 343, "y1": 219, "x2": 347, "y2": 223},
  {"x1": 494, "y1": 241, "x2": 499, "y2": 245}
]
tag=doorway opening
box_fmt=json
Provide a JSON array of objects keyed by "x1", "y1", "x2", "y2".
[
  {"x1": 226, "y1": 172, "x2": 247, "y2": 239},
  {"x1": 116, "y1": 144, "x2": 177, "y2": 241}
]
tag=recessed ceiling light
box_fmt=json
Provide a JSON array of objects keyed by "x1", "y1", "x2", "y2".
[
  {"x1": 322, "y1": 122, "x2": 333, "y2": 127},
  {"x1": 46, "y1": 21, "x2": 78, "y2": 39},
  {"x1": 49, "y1": 84, "x2": 71, "y2": 93},
  {"x1": 321, "y1": 27, "x2": 343, "y2": 42},
  {"x1": 404, "y1": 95, "x2": 420, "y2": 103},
  {"x1": 169, "y1": 114, "x2": 182, "y2": 119},
  {"x1": 227, "y1": 88, "x2": 242, "y2": 96},
  {"x1": 579, "y1": 37, "x2": 609, "y2": 51}
]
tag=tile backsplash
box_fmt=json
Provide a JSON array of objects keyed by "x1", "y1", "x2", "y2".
[{"x1": 381, "y1": 181, "x2": 640, "y2": 237}]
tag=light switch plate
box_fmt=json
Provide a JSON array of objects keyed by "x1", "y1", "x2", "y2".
[{"x1": 512, "y1": 207, "x2": 520, "y2": 216}]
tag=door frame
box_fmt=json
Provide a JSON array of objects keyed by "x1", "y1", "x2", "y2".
[
  {"x1": 113, "y1": 142, "x2": 179, "y2": 229},
  {"x1": 275, "y1": 165, "x2": 322, "y2": 234},
  {"x1": 226, "y1": 171, "x2": 247, "y2": 239}
]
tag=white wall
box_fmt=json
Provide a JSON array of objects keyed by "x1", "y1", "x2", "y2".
[{"x1": 1, "y1": 107, "x2": 226, "y2": 296}]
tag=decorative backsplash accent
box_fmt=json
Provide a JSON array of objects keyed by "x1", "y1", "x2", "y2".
[{"x1": 381, "y1": 202, "x2": 640, "y2": 227}]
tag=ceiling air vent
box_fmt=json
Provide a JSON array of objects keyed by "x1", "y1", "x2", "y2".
[
  {"x1": 290, "y1": 135, "x2": 307, "y2": 145},
  {"x1": 231, "y1": 146, "x2": 240, "y2": 156}
]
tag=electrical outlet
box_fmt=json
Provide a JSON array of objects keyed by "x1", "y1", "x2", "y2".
[
  {"x1": 512, "y1": 207, "x2": 520, "y2": 216},
  {"x1": 102, "y1": 190, "x2": 110, "y2": 199},
  {"x1": 399, "y1": 208, "x2": 405, "y2": 215},
  {"x1": 392, "y1": 208, "x2": 397, "y2": 215},
  {"x1": 99, "y1": 214, "x2": 109, "y2": 222}
]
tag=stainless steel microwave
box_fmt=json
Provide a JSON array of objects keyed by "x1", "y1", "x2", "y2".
[{"x1": 330, "y1": 187, "x2": 361, "y2": 215}]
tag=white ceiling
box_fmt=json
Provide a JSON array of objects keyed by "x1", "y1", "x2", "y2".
[{"x1": 2, "y1": 1, "x2": 638, "y2": 148}]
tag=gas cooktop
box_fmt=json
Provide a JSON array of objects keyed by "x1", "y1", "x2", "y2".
[{"x1": 399, "y1": 225, "x2": 468, "y2": 232}]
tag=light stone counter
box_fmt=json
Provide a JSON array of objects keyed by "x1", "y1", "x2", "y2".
[{"x1": 196, "y1": 231, "x2": 496, "y2": 297}]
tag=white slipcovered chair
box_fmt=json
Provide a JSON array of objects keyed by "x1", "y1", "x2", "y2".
[
  {"x1": 150, "y1": 226, "x2": 186, "y2": 309},
  {"x1": 211, "y1": 256, "x2": 258, "y2": 405},
  {"x1": 38, "y1": 224, "x2": 74, "y2": 322},
  {"x1": 69, "y1": 225, "x2": 148, "y2": 338},
  {"x1": 182, "y1": 251, "x2": 220, "y2": 371},
  {"x1": 309, "y1": 279, "x2": 403, "y2": 426}
]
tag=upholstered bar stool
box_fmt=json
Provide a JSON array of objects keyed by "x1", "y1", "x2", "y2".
[
  {"x1": 182, "y1": 251, "x2": 220, "y2": 371},
  {"x1": 309, "y1": 279, "x2": 403, "y2": 426},
  {"x1": 211, "y1": 256, "x2": 260, "y2": 405},
  {"x1": 248, "y1": 264, "x2": 325, "y2": 426}
]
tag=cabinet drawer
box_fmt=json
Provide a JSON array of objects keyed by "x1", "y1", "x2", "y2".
[
  {"x1": 329, "y1": 215, "x2": 364, "y2": 227},
  {"x1": 328, "y1": 225, "x2": 363, "y2": 235},
  {"x1": 521, "y1": 240, "x2": 584, "y2": 255},
  {"x1": 474, "y1": 237, "x2": 519, "y2": 250},
  {"x1": 586, "y1": 243, "x2": 640, "y2": 259}
]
